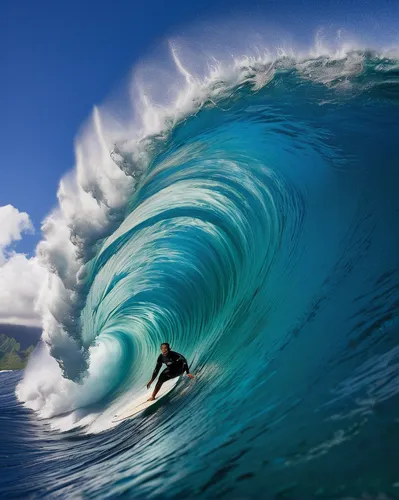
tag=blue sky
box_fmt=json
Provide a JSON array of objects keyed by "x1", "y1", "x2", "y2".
[{"x1": 1, "y1": 0, "x2": 398, "y2": 256}]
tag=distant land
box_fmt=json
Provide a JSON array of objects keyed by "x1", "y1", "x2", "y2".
[{"x1": 0, "y1": 324, "x2": 42, "y2": 371}]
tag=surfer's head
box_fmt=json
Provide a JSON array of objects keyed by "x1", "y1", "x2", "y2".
[{"x1": 161, "y1": 343, "x2": 170, "y2": 355}]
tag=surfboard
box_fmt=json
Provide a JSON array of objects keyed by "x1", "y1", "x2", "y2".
[{"x1": 111, "y1": 376, "x2": 181, "y2": 423}]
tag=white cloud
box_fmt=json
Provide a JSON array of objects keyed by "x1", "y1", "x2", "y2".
[
  {"x1": 0, "y1": 205, "x2": 47, "y2": 327},
  {"x1": 0, "y1": 205, "x2": 34, "y2": 264}
]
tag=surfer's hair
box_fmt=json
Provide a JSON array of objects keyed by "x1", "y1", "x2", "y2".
[{"x1": 161, "y1": 343, "x2": 170, "y2": 349}]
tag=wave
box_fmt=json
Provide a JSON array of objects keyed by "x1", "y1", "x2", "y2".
[{"x1": 16, "y1": 36, "x2": 399, "y2": 435}]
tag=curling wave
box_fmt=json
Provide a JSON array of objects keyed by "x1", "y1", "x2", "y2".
[{"x1": 16, "y1": 40, "x2": 399, "y2": 451}]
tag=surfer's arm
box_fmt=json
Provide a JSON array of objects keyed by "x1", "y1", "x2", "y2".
[
  {"x1": 180, "y1": 355, "x2": 195, "y2": 378},
  {"x1": 150, "y1": 355, "x2": 162, "y2": 381},
  {"x1": 182, "y1": 357, "x2": 190, "y2": 374},
  {"x1": 176, "y1": 352, "x2": 190, "y2": 374}
]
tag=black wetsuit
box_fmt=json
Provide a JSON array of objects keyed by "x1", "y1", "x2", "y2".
[{"x1": 152, "y1": 351, "x2": 189, "y2": 391}]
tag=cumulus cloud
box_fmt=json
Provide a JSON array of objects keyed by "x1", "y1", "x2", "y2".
[
  {"x1": 0, "y1": 205, "x2": 34, "y2": 264},
  {"x1": 0, "y1": 205, "x2": 47, "y2": 327}
]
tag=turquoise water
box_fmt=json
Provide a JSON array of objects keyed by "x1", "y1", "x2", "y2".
[{"x1": 2, "y1": 50, "x2": 399, "y2": 499}]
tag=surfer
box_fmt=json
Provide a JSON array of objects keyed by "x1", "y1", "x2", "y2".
[{"x1": 146, "y1": 343, "x2": 194, "y2": 400}]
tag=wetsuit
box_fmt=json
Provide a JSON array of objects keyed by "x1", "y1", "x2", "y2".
[{"x1": 151, "y1": 351, "x2": 189, "y2": 392}]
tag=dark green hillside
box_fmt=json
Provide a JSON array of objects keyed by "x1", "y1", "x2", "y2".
[{"x1": 0, "y1": 333, "x2": 37, "y2": 370}]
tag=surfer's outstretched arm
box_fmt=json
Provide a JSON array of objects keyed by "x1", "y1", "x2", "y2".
[
  {"x1": 176, "y1": 352, "x2": 194, "y2": 377},
  {"x1": 147, "y1": 355, "x2": 162, "y2": 389}
]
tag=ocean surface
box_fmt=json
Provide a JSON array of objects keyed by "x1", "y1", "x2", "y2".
[{"x1": 1, "y1": 46, "x2": 399, "y2": 499}]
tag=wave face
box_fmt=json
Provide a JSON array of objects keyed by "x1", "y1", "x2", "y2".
[{"x1": 11, "y1": 47, "x2": 399, "y2": 498}]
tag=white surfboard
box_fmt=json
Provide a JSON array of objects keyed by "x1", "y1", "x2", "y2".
[{"x1": 112, "y1": 376, "x2": 181, "y2": 423}]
